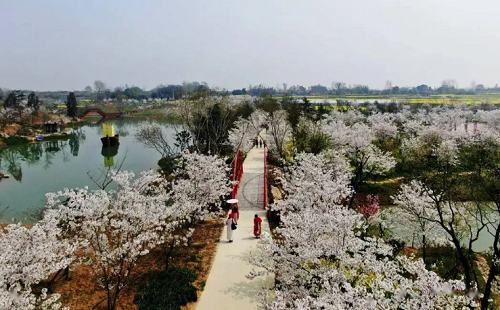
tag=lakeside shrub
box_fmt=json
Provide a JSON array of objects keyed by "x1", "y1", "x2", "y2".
[{"x1": 2, "y1": 136, "x2": 30, "y2": 145}]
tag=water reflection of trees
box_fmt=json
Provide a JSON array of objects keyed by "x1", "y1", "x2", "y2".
[
  {"x1": 113, "y1": 119, "x2": 131, "y2": 137},
  {"x1": 0, "y1": 130, "x2": 85, "y2": 182},
  {"x1": 69, "y1": 129, "x2": 85, "y2": 156}
]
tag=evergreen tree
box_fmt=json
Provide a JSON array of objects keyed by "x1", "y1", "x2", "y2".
[
  {"x1": 302, "y1": 97, "x2": 314, "y2": 119},
  {"x1": 4, "y1": 91, "x2": 23, "y2": 109},
  {"x1": 66, "y1": 92, "x2": 78, "y2": 118},
  {"x1": 4, "y1": 92, "x2": 17, "y2": 108},
  {"x1": 281, "y1": 95, "x2": 301, "y2": 128},
  {"x1": 27, "y1": 92, "x2": 40, "y2": 112},
  {"x1": 4, "y1": 91, "x2": 25, "y2": 120}
]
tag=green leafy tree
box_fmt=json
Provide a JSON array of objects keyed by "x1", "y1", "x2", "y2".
[
  {"x1": 255, "y1": 94, "x2": 281, "y2": 114},
  {"x1": 66, "y1": 92, "x2": 78, "y2": 118},
  {"x1": 234, "y1": 99, "x2": 254, "y2": 119},
  {"x1": 124, "y1": 86, "x2": 143, "y2": 100}
]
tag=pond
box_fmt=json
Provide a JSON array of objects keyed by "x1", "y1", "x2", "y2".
[
  {"x1": 0, "y1": 118, "x2": 175, "y2": 223},
  {"x1": 389, "y1": 214, "x2": 499, "y2": 253}
]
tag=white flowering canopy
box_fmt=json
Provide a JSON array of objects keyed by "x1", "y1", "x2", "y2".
[{"x1": 250, "y1": 152, "x2": 473, "y2": 309}]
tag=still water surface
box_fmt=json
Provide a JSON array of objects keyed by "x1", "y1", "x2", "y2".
[{"x1": 0, "y1": 118, "x2": 174, "y2": 223}]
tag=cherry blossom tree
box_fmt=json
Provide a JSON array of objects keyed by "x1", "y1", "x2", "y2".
[
  {"x1": 228, "y1": 109, "x2": 267, "y2": 153},
  {"x1": 0, "y1": 222, "x2": 74, "y2": 310},
  {"x1": 0, "y1": 286, "x2": 67, "y2": 310},
  {"x1": 41, "y1": 152, "x2": 230, "y2": 310},
  {"x1": 396, "y1": 114, "x2": 500, "y2": 309},
  {"x1": 321, "y1": 120, "x2": 396, "y2": 207},
  {"x1": 249, "y1": 152, "x2": 473, "y2": 309},
  {"x1": 367, "y1": 113, "x2": 399, "y2": 140},
  {"x1": 43, "y1": 170, "x2": 169, "y2": 310},
  {"x1": 158, "y1": 151, "x2": 231, "y2": 266},
  {"x1": 228, "y1": 117, "x2": 252, "y2": 153},
  {"x1": 0, "y1": 107, "x2": 18, "y2": 125},
  {"x1": 0, "y1": 148, "x2": 231, "y2": 310},
  {"x1": 380, "y1": 180, "x2": 448, "y2": 263},
  {"x1": 172, "y1": 151, "x2": 231, "y2": 223}
]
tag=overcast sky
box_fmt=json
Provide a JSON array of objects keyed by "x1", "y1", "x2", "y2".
[{"x1": 1, "y1": 0, "x2": 500, "y2": 91}]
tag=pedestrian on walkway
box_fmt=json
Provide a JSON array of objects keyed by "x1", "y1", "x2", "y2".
[
  {"x1": 259, "y1": 139, "x2": 262, "y2": 148},
  {"x1": 226, "y1": 213, "x2": 236, "y2": 242},
  {"x1": 231, "y1": 203, "x2": 239, "y2": 223},
  {"x1": 253, "y1": 214, "x2": 262, "y2": 238},
  {"x1": 227, "y1": 198, "x2": 239, "y2": 223}
]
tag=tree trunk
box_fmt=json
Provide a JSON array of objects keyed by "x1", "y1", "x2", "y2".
[
  {"x1": 481, "y1": 264, "x2": 496, "y2": 310},
  {"x1": 454, "y1": 242, "x2": 474, "y2": 290},
  {"x1": 422, "y1": 234, "x2": 427, "y2": 264},
  {"x1": 107, "y1": 292, "x2": 113, "y2": 310},
  {"x1": 47, "y1": 269, "x2": 62, "y2": 289}
]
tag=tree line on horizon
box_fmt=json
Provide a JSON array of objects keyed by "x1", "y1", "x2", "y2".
[{"x1": 2, "y1": 79, "x2": 500, "y2": 104}]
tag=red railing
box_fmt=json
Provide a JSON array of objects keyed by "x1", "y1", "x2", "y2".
[
  {"x1": 231, "y1": 150, "x2": 244, "y2": 198},
  {"x1": 264, "y1": 147, "x2": 268, "y2": 208}
]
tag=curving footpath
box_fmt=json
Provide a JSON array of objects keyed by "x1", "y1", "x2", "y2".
[{"x1": 196, "y1": 147, "x2": 274, "y2": 310}]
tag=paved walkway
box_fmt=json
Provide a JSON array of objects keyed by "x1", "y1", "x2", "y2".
[{"x1": 196, "y1": 147, "x2": 273, "y2": 310}]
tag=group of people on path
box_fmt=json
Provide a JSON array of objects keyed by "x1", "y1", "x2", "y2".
[
  {"x1": 225, "y1": 199, "x2": 262, "y2": 243},
  {"x1": 254, "y1": 137, "x2": 266, "y2": 148}
]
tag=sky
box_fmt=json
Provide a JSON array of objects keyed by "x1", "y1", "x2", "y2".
[{"x1": 1, "y1": 0, "x2": 500, "y2": 91}]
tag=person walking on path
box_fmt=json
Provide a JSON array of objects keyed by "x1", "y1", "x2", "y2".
[
  {"x1": 227, "y1": 198, "x2": 239, "y2": 223},
  {"x1": 231, "y1": 203, "x2": 239, "y2": 223},
  {"x1": 226, "y1": 213, "x2": 236, "y2": 243},
  {"x1": 253, "y1": 214, "x2": 262, "y2": 238}
]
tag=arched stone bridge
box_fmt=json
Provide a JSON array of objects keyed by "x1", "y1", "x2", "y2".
[{"x1": 79, "y1": 108, "x2": 123, "y2": 120}]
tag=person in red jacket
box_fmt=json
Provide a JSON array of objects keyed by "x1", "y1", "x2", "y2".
[{"x1": 254, "y1": 214, "x2": 262, "y2": 238}]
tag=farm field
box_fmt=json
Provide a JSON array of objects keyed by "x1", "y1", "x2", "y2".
[{"x1": 284, "y1": 94, "x2": 500, "y2": 104}]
